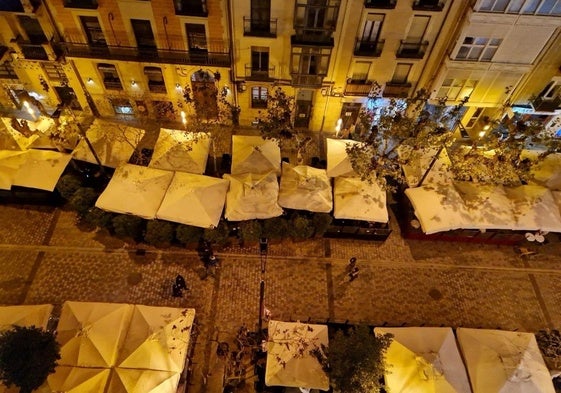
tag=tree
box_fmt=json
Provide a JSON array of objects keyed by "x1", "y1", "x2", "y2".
[
  {"x1": 346, "y1": 90, "x2": 561, "y2": 190},
  {"x1": 329, "y1": 325, "x2": 392, "y2": 393},
  {"x1": 180, "y1": 83, "x2": 238, "y2": 174},
  {"x1": 0, "y1": 326, "x2": 60, "y2": 393},
  {"x1": 256, "y1": 87, "x2": 311, "y2": 162}
]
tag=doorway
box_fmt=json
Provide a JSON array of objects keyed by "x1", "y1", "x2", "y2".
[{"x1": 295, "y1": 90, "x2": 313, "y2": 128}]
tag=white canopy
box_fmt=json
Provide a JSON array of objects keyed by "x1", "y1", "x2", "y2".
[
  {"x1": 521, "y1": 150, "x2": 561, "y2": 190},
  {"x1": 57, "y1": 301, "x2": 133, "y2": 368},
  {"x1": 505, "y1": 185, "x2": 561, "y2": 233},
  {"x1": 48, "y1": 366, "x2": 110, "y2": 393},
  {"x1": 0, "y1": 117, "x2": 49, "y2": 150},
  {"x1": 106, "y1": 368, "x2": 180, "y2": 393},
  {"x1": 399, "y1": 146, "x2": 453, "y2": 188},
  {"x1": 72, "y1": 119, "x2": 145, "y2": 168},
  {"x1": 223, "y1": 172, "x2": 283, "y2": 221},
  {"x1": 265, "y1": 320, "x2": 329, "y2": 390},
  {"x1": 148, "y1": 128, "x2": 210, "y2": 174},
  {"x1": 0, "y1": 150, "x2": 28, "y2": 190},
  {"x1": 334, "y1": 176, "x2": 388, "y2": 223},
  {"x1": 278, "y1": 162, "x2": 332, "y2": 213},
  {"x1": 156, "y1": 172, "x2": 229, "y2": 228},
  {"x1": 453, "y1": 182, "x2": 517, "y2": 231},
  {"x1": 0, "y1": 304, "x2": 53, "y2": 331},
  {"x1": 231, "y1": 135, "x2": 281, "y2": 175},
  {"x1": 457, "y1": 328, "x2": 555, "y2": 393},
  {"x1": 375, "y1": 327, "x2": 472, "y2": 393},
  {"x1": 95, "y1": 164, "x2": 174, "y2": 219},
  {"x1": 405, "y1": 184, "x2": 470, "y2": 234},
  {"x1": 10, "y1": 149, "x2": 72, "y2": 191},
  {"x1": 326, "y1": 138, "x2": 359, "y2": 178},
  {"x1": 118, "y1": 305, "x2": 195, "y2": 373}
]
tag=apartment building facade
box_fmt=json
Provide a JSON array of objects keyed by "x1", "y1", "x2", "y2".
[
  {"x1": 0, "y1": 0, "x2": 560, "y2": 138},
  {"x1": 429, "y1": 0, "x2": 561, "y2": 139}
]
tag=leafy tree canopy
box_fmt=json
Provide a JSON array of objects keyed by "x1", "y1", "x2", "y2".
[
  {"x1": 329, "y1": 325, "x2": 392, "y2": 393},
  {"x1": 346, "y1": 89, "x2": 561, "y2": 190},
  {"x1": 0, "y1": 326, "x2": 60, "y2": 393}
]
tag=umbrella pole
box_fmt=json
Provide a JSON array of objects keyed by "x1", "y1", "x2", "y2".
[{"x1": 258, "y1": 280, "x2": 265, "y2": 337}]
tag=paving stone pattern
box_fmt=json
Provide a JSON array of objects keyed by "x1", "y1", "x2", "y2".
[{"x1": 1, "y1": 204, "x2": 561, "y2": 392}]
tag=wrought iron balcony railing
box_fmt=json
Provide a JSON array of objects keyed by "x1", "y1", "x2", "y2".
[
  {"x1": 412, "y1": 0, "x2": 444, "y2": 11},
  {"x1": 148, "y1": 82, "x2": 167, "y2": 94},
  {"x1": 244, "y1": 65, "x2": 275, "y2": 81},
  {"x1": 243, "y1": 17, "x2": 277, "y2": 38},
  {"x1": 103, "y1": 79, "x2": 123, "y2": 90},
  {"x1": 383, "y1": 82, "x2": 411, "y2": 98},
  {"x1": 63, "y1": 0, "x2": 98, "y2": 9},
  {"x1": 291, "y1": 74, "x2": 324, "y2": 88},
  {"x1": 396, "y1": 40, "x2": 428, "y2": 58},
  {"x1": 364, "y1": 0, "x2": 396, "y2": 8},
  {"x1": 354, "y1": 39, "x2": 384, "y2": 57},
  {"x1": 251, "y1": 98, "x2": 268, "y2": 109},
  {"x1": 344, "y1": 80, "x2": 375, "y2": 96},
  {"x1": 59, "y1": 42, "x2": 231, "y2": 67}
]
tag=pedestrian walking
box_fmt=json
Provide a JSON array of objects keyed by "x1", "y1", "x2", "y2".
[
  {"x1": 203, "y1": 254, "x2": 219, "y2": 279},
  {"x1": 349, "y1": 266, "x2": 359, "y2": 282},
  {"x1": 175, "y1": 274, "x2": 188, "y2": 290},
  {"x1": 172, "y1": 283, "x2": 183, "y2": 298},
  {"x1": 347, "y1": 257, "x2": 357, "y2": 272}
]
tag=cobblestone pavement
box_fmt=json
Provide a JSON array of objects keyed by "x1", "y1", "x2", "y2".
[{"x1": 1, "y1": 203, "x2": 561, "y2": 392}]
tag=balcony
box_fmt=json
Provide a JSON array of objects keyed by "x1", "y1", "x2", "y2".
[
  {"x1": 344, "y1": 81, "x2": 375, "y2": 97},
  {"x1": 174, "y1": 0, "x2": 208, "y2": 17},
  {"x1": 103, "y1": 79, "x2": 123, "y2": 90},
  {"x1": 291, "y1": 74, "x2": 324, "y2": 88},
  {"x1": 148, "y1": 82, "x2": 167, "y2": 94},
  {"x1": 291, "y1": 32, "x2": 334, "y2": 47},
  {"x1": 0, "y1": 0, "x2": 41, "y2": 12},
  {"x1": 245, "y1": 65, "x2": 275, "y2": 81},
  {"x1": 354, "y1": 39, "x2": 384, "y2": 57},
  {"x1": 412, "y1": 0, "x2": 444, "y2": 11},
  {"x1": 243, "y1": 17, "x2": 277, "y2": 38},
  {"x1": 63, "y1": 0, "x2": 98, "y2": 9},
  {"x1": 364, "y1": 0, "x2": 396, "y2": 8},
  {"x1": 59, "y1": 42, "x2": 231, "y2": 67},
  {"x1": 251, "y1": 98, "x2": 268, "y2": 109},
  {"x1": 384, "y1": 82, "x2": 411, "y2": 98},
  {"x1": 396, "y1": 40, "x2": 428, "y2": 58},
  {"x1": 0, "y1": 64, "x2": 18, "y2": 80},
  {"x1": 531, "y1": 95, "x2": 561, "y2": 112}
]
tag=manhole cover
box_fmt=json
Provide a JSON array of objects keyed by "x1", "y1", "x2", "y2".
[{"x1": 429, "y1": 288, "x2": 443, "y2": 300}]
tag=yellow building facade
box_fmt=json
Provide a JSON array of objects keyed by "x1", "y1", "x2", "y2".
[{"x1": 0, "y1": 0, "x2": 560, "y2": 137}]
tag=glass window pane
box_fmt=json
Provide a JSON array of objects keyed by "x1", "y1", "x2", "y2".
[
  {"x1": 475, "y1": 37, "x2": 488, "y2": 45},
  {"x1": 468, "y1": 47, "x2": 483, "y2": 60},
  {"x1": 456, "y1": 46, "x2": 469, "y2": 59}
]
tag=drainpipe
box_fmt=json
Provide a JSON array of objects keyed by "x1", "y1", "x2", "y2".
[{"x1": 226, "y1": 0, "x2": 238, "y2": 109}]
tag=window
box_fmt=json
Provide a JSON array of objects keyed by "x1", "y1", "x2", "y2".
[
  {"x1": 43, "y1": 63, "x2": 65, "y2": 82},
  {"x1": 391, "y1": 63, "x2": 412, "y2": 84},
  {"x1": 539, "y1": 80, "x2": 561, "y2": 99},
  {"x1": 479, "y1": 0, "x2": 561, "y2": 14},
  {"x1": 291, "y1": 47, "x2": 330, "y2": 75},
  {"x1": 455, "y1": 36, "x2": 502, "y2": 61},
  {"x1": 17, "y1": 15, "x2": 46, "y2": 43},
  {"x1": 97, "y1": 63, "x2": 122, "y2": 90},
  {"x1": 252, "y1": 87, "x2": 268, "y2": 108},
  {"x1": 405, "y1": 15, "x2": 430, "y2": 43},
  {"x1": 80, "y1": 16, "x2": 106, "y2": 46},
  {"x1": 251, "y1": 0, "x2": 271, "y2": 31},
  {"x1": 110, "y1": 98, "x2": 133, "y2": 114},
  {"x1": 465, "y1": 107, "x2": 484, "y2": 128},
  {"x1": 251, "y1": 47, "x2": 269, "y2": 72},
  {"x1": 361, "y1": 14, "x2": 384, "y2": 43},
  {"x1": 131, "y1": 19, "x2": 156, "y2": 49},
  {"x1": 350, "y1": 62, "x2": 371, "y2": 82},
  {"x1": 186, "y1": 23, "x2": 207, "y2": 52},
  {"x1": 437, "y1": 78, "x2": 477, "y2": 100},
  {"x1": 294, "y1": 0, "x2": 340, "y2": 30},
  {"x1": 144, "y1": 67, "x2": 166, "y2": 93},
  {"x1": 0, "y1": 63, "x2": 17, "y2": 79}
]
